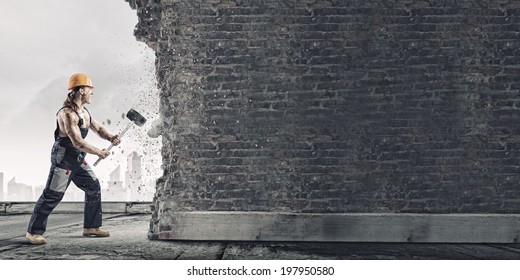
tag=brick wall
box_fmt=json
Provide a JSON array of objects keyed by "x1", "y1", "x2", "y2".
[{"x1": 126, "y1": 0, "x2": 520, "y2": 236}]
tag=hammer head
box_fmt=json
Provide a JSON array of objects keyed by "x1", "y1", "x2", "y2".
[{"x1": 126, "y1": 109, "x2": 147, "y2": 127}]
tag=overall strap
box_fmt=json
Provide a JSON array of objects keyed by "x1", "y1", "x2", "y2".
[
  {"x1": 83, "y1": 107, "x2": 92, "y2": 124},
  {"x1": 54, "y1": 106, "x2": 85, "y2": 141},
  {"x1": 54, "y1": 104, "x2": 91, "y2": 144}
]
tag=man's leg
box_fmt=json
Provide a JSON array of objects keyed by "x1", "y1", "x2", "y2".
[
  {"x1": 27, "y1": 165, "x2": 72, "y2": 235},
  {"x1": 72, "y1": 160, "x2": 107, "y2": 236}
]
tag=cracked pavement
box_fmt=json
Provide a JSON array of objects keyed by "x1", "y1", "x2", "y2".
[{"x1": 1, "y1": 214, "x2": 520, "y2": 260}]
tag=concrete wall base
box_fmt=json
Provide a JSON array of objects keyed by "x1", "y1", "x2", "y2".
[{"x1": 156, "y1": 212, "x2": 520, "y2": 243}]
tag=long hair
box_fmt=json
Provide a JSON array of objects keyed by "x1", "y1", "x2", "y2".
[{"x1": 63, "y1": 86, "x2": 83, "y2": 112}]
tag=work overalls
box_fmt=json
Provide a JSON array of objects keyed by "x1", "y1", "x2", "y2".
[{"x1": 27, "y1": 106, "x2": 103, "y2": 235}]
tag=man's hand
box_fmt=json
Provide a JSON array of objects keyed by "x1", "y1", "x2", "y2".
[
  {"x1": 111, "y1": 135, "x2": 121, "y2": 146},
  {"x1": 90, "y1": 118, "x2": 122, "y2": 146},
  {"x1": 97, "y1": 149, "x2": 110, "y2": 159}
]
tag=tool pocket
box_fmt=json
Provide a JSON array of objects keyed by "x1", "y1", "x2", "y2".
[
  {"x1": 80, "y1": 160, "x2": 98, "y2": 181},
  {"x1": 48, "y1": 166, "x2": 71, "y2": 193}
]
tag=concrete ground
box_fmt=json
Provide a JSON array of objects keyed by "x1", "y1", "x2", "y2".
[{"x1": 2, "y1": 213, "x2": 520, "y2": 260}]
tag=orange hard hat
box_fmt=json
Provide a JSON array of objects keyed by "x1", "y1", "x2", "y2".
[{"x1": 68, "y1": 73, "x2": 94, "y2": 90}]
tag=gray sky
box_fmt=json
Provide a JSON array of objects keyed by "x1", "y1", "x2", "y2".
[{"x1": 0, "y1": 0, "x2": 161, "y2": 196}]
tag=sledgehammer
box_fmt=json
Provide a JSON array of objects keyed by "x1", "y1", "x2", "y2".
[{"x1": 93, "y1": 109, "x2": 147, "y2": 166}]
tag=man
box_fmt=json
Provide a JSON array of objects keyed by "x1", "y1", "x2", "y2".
[{"x1": 26, "y1": 73, "x2": 121, "y2": 245}]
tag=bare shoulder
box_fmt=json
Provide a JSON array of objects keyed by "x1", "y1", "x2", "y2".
[{"x1": 57, "y1": 107, "x2": 79, "y2": 125}]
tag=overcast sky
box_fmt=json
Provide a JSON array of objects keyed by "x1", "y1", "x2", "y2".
[{"x1": 0, "y1": 0, "x2": 161, "y2": 197}]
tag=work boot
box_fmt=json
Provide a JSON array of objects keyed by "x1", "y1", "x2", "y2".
[
  {"x1": 82, "y1": 228, "x2": 110, "y2": 237},
  {"x1": 26, "y1": 232, "x2": 47, "y2": 245}
]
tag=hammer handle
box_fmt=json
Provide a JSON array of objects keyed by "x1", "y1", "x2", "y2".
[{"x1": 93, "y1": 123, "x2": 133, "y2": 166}]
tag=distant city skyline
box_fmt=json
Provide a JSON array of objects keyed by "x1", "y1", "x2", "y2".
[{"x1": 0, "y1": 151, "x2": 153, "y2": 202}]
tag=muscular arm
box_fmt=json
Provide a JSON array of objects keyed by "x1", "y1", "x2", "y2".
[
  {"x1": 90, "y1": 118, "x2": 114, "y2": 141},
  {"x1": 90, "y1": 117, "x2": 121, "y2": 146},
  {"x1": 58, "y1": 110, "x2": 104, "y2": 156}
]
